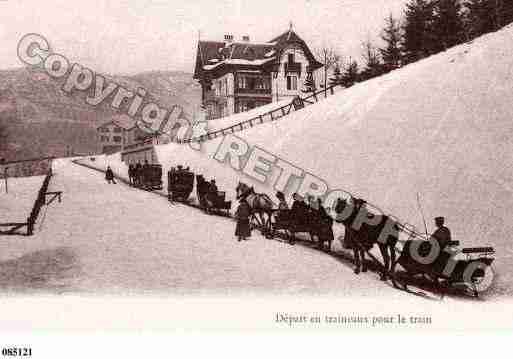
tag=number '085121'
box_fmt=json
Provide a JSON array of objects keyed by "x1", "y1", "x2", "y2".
[{"x1": 1, "y1": 348, "x2": 32, "y2": 357}]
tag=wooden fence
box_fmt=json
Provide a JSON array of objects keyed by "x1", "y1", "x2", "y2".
[
  {"x1": 0, "y1": 169, "x2": 62, "y2": 236},
  {"x1": 177, "y1": 84, "x2": 340, "y2": 144}
]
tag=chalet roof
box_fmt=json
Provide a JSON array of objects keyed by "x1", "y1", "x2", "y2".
[{"x1": 193, "y1": 29, "x2": 323, "y2": 79}]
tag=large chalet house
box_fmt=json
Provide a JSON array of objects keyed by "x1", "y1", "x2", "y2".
[{"x1": 193, "y1": 27, "x2": 323, "y2": 120}]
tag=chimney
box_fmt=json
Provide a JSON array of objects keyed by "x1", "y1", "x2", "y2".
[
  {"x1": 242, "y1": 35, "x2": 250, "y2": 42},
  {"x1": 224, "y1": 34, "x2": 234, "y2": 43}
]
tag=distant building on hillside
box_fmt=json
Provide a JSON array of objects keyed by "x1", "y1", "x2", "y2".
[
  {"x1": 193, "y1": 26, "x2": 323, "y2": 120},
  {"x1": 97, "y1": 120, "x2": 130, "y2": 154},
  {"x1": 120, "y1": 106, "x2": 188, "y2": 165}
]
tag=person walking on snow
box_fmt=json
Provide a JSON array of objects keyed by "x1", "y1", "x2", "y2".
[
  {"x1": 105, "y1": 166, "x2": 116, "y2": 184},
  {"x1": 235, "y1": 196, "x2": 251, "y2": 242}
]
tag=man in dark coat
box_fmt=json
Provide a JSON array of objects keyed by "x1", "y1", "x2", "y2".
[
  {"x1": 291, "y1": 193, "x2": 308, "y2": 225},
  {"x1": 210, "y1": 179, "x2": 218, "y2": 193},
  {"x1": 105, "y1": 166, "x2": 116, "y2": 184},
  {"x1": 128, "y1": 164, "x2": 134, "y2": 186},
  {"x1": 235, "y1": 197, "x2": 251, "y2": 241},
  {"x1": 134, "y1": 163, "x2": 142, "y2": 186},
  {"x1": 431, "y1": 216, "x2": 452, "y2": 251}
]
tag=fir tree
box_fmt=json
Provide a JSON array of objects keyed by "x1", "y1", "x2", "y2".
[
  {"x1": 341, "y1": 60, "x2": 360, "y2": 88},
  {"x1": 402, "y1": 0, "x2": 436, "y2": 63},
  {"x1": 361, "y1": 39, "x2": 384, "y2": 80},
  {"x1": 380, "y1": 13, "x2": 403, "y2": 71},
  {"x1": 433, "y1": 0, "x2": 465, "y2": 52},
  {"x1": 463, "y1": 0, "x2": 508, "y2": 38},
  {"x1": 328, "y1": 65, "x2": 343, "y2": 87}
]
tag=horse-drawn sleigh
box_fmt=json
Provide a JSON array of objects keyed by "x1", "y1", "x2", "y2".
[
  {"x1": 235, "y1": 182, "x2": 334, "y2": 251},
  {"x1": 196, "y1": 175, "x2": 231, "y2": 216},
  {"x1": 132, "y1": 163, "x2": 162, "y2": 191},
  {"x1": 167, "y1": 166, "x2": 194, "y2": 202},
  {"x1": 334, "y1": 196, "x2": 495, "y2": 297}
]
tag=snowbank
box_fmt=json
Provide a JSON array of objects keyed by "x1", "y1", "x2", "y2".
[
  {"x1": 155, "y1": 26, "x2": 513, "y2": 296},
  {"x1": 204, "y1": 97, "x2": 292, "y2": 133},
  {"x1": 0, "y1": 175, "x2": 45, "y2": 222}
]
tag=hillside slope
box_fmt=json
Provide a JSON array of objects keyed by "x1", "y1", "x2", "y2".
[
  {"x1": 0, "y1": 68, "x2": 200, "y2": 160},
  {"x1": 82, "y1": 25, "x2": 513, "y2": 297}
]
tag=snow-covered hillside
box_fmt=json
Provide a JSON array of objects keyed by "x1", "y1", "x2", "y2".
[{"x1": 78, "y1": 25, "x2": 513, "y2": 297}]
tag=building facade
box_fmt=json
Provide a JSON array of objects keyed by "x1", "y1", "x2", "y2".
[
  {"x1": 96, "y1": 121, "x2": 126, "y2": 154},
  {"x1": 120, "y1": 105, "x2": 188, "y2": 165},
  {"x1": 193, "y1": 28, "x2": 323, "y2": 120}
]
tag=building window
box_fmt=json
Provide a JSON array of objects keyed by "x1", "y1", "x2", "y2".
[
  {"x1": 100, "y1": 135, "x2": 109, "y2": 142},
  {"x1": 287, "y1": 75, "x2": 297, "y2": 90},
  {"x1": 113, "y1": 136, "x2": 122, "y2": 143},
  {"x1": 113, "y1": 127, "x2": 122, "y2": 133},
  {"x1": 99, "y1": 127, "x2": 109, "y2": 133},
  {"x1": 288, "y1": 53, "x2": 294, "y2": 63}
]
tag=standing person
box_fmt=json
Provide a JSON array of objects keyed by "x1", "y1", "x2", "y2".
[
  {"x1": 134, "y1": 162, "x2": 142, "y2": 187},
  {"x1": 431, "y1": 216, "x2": 452, "y2": 252},
  {"x1": 210, "y1": 179, "x2": 218, "y2": 193},
  {"x1": 235, "y1": 196, "x2": 251, "y2": 242},
  {"x1": 105, "y1": 166, "x2": 116, "y2": 184},
  {"x1": 276, "y1": 191, "x2": 289, "y2": 210},
  {"x1": 128, "y1": 164, "x2": 134, "y2": 186}
]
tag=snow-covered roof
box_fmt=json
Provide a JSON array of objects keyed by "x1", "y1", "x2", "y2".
[{"x1": 202, "y1": 57, "x2": 275, "y2": 70}]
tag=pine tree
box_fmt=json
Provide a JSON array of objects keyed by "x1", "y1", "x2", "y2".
[
  {"x1": 502, "y1": 0, "x2": 513, "y2": 25},
  {"x1": 380, "y1": 13, "x2": 403, "y2": 71},
  {"x1": 341, "y1": 60, "x2": 360, "y2": 88},
  {"x1": 328, "y1": 65, "x2": 343, "y2": 87},
  {"x1": 432, "y1": 0, "x2": 464, "y2": 52},
  {"x1": 402, "y1": 0, "x2": 436, "y2": 63},
  {"x1": 302, "y1": 72, "x2": 317, "y2": 93},
  {"x1": 361, "y1": 39, "x2": 384, "y2": 80},
  {"x1": 463, "y1": 0, "x2": 512, "y2": 39}
]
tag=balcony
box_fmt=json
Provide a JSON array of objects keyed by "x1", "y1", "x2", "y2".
[
  {"x1": 285, "y1": 62, "x2": 302, "y2": 74},
  {"x1": 235, "y1": 87, "x2": 272, "y2": 96}
]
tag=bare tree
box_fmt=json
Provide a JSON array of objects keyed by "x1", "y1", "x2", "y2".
[
  {"x1": 361, "y1": 38, "x2": 383, "y2": 80},
  {"x1": 315, "y1": 46, "x2": 341, "y2": 95}
]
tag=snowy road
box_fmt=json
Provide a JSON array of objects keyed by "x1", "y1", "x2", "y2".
[{"x1": 0, "y1": 159, "x2": 416, "y2": 298}]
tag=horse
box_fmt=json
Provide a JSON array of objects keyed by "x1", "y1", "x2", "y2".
[
  {"x1": 235, "y1": 182, "x2": 275, "y2": 236},
  {"x1": 335, "y1": 197, "x2": 399, "y2": 283}
]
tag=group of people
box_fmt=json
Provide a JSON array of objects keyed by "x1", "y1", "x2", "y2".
[
  {"x1": 234, "y1": 190, "x2": 334, "y2": 244},
  {"x1": 127, "y1": 160, "x2": 150, "y2": 187}
]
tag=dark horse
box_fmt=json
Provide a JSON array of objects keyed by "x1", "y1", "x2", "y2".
[
  {"x1": 335, "y1": 197, "x2": 400, "y2": 283},
  {"x1": 235, "y1": 182, "x2": 274, "y2": 236}
]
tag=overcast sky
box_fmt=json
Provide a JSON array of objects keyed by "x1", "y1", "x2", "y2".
[{"x1": 0, "y1": 0, "x2": 408, "y2": 75}]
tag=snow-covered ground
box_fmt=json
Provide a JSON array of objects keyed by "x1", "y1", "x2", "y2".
[
  {"x1": 0, "y1": 159, "x2": 421, "y2": 298},
  {"x1": 7, "y1": 26, "x2": 512, "y2": 300},
  {"x1": 0, "y1": 175, "x2": 45, "y2": 223},
  {"x1": 82, "y1": 25, "x2": 513, "y2": 298}
]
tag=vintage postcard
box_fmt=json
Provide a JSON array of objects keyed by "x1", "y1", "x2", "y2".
[{"x1": 0, "y1": 0, "x2": 512, "y2": 345}]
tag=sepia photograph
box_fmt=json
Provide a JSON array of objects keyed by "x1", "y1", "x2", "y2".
[{"x1": 0, "y1": 0, "x2": 512, "y2": 347}]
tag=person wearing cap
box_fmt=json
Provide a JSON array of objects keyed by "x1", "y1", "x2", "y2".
[
  {"x1": 210, "y1": 179, "x2": 218, "y2": 193},
  {"x1": 431, "y1": 216, "x2": 452, "y2": 251}
]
